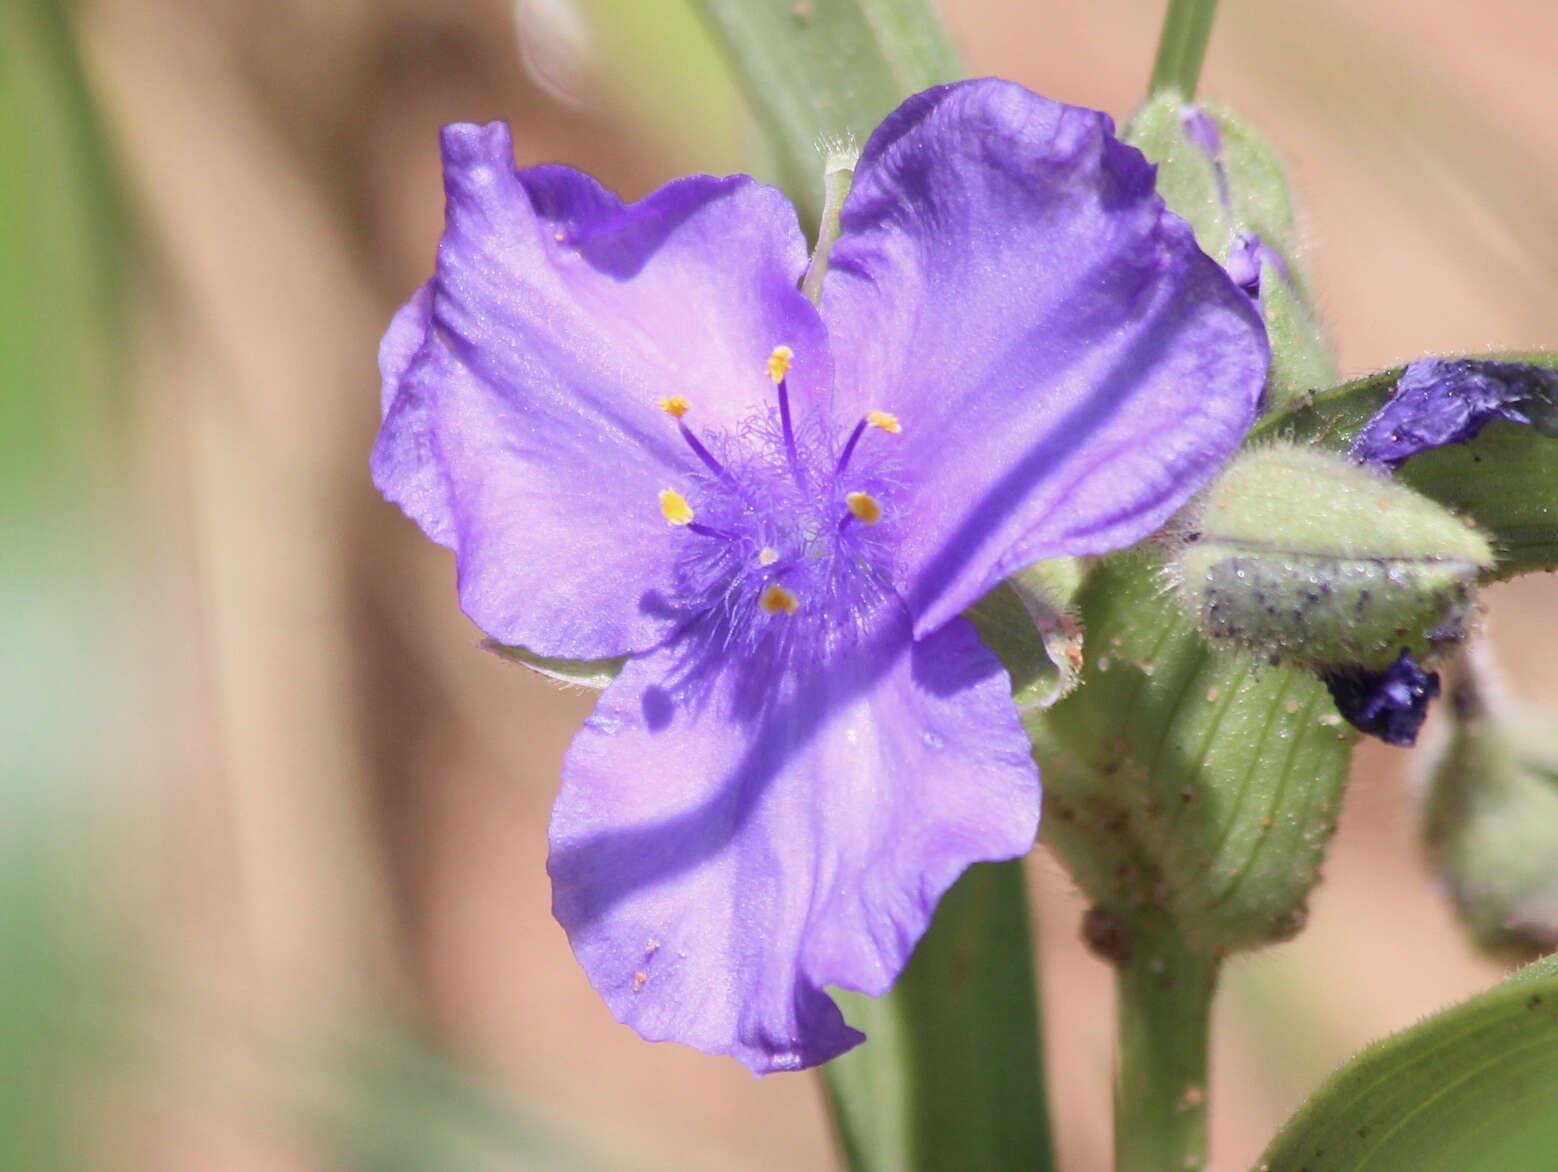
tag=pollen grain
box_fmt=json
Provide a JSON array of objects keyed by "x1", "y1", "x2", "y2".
[
  {"x1": 846, "y1": 491, "x2": 882, "y2": 525},
  {"x1": 760, "y1": 583, "x2": 799, "y2": 615},
  {"x1": 866, "y1": 410, "x2": 901, "y2": 434},
  {"x1": 766, "y1": 345, "x2": 794, "y2": 383},
  {"x1": 658, "y1": 488, "x2": 694, "y2": 526}
]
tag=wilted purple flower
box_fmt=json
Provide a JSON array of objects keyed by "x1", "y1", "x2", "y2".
[
  {"x1": 1351, "y1": 358, "x2": 1558, "y2": 470},
  {"x1": 1323, "y1": 648, "x2": 1441, "y2": 747},
  {"x1": 373, "y1": 80, "x2": 1266, "y2": 1072}
]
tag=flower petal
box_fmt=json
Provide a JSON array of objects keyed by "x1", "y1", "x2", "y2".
[
  {"x1": 547, "y1": 610, "x2": 1039, "y2": 1073},
  {"x1": 1322, "y1": 648, "x2": 1441, "y2": 746},
  {"x1": 372, "y1": 122, "x2": 830, "y2": 658},
  {"x1": 1349, "y1": 358, "x2": 1558, "y2": 470},
  {"x1": 821, "y1": 80, "x2": 1267, "y2": 637}
]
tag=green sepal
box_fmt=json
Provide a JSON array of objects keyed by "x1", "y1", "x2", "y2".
[
  {"x1": 483, "y1": 640, "x2": 625, "y2": 689},
  {"x1": 1038, "y1": 552, "x2": 1353, "y2": 954},
  {"x1": 1257, "y1": 951, "x2": 1558, "y2": 1171},
  {"x1": 965, "y1": 559, "x2": 1085, "y2": 713},
  {"x1": 1258, "y1": 256, "x2": 1336, "y2": 410},
  {"x1": 1174, "y1": 444, "x2": 1491, "y2": 670},
  {"x1": 686, "y1": 0, "x2": 961, "y2": 226},
  {"x1": 1254, "y1": 352, "x2": 1558, "y2": 578},
  {"x1": 821, "y1": 861, "x2": 1054, "y2": 1172},
  {"x1": 1122, "y1": 92, "x2": 1236, "y2": 262}
]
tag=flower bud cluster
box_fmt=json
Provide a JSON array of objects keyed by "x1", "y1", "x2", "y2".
[{"x1": 1423, "y1": 658, "x2": 1558, "y2": 960}]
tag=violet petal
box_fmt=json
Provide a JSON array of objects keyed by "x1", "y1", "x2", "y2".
[
  {"x1": 372, "y1": 123, "x2": 831, "y2": 659},
  {"x1": 548, "y1": 607, "x2": 1039, "y2": 1073},
  {"x1": 821, "y1": 79, "x2": 1267, "y2": 637}
]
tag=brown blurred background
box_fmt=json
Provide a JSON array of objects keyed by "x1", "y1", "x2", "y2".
[{"x1": 9, "y1": 0, "x2": 1558, "y2": 1169}]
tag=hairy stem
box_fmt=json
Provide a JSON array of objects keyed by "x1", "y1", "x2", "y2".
[{"x1": 1112, "y1": 909, "x2": 1218, "y2": 1172}]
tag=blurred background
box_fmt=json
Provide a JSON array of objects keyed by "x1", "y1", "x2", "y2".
[{"x1": 7, "y1": 0, "x2": 1558, "y2": 1168}]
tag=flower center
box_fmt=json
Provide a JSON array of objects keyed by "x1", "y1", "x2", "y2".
[{"x1": 652, "y1": 345, "x2": 901, "y2": 659}]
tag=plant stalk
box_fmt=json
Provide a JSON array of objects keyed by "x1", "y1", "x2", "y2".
[
  {"x1": 1147, "y1": 0, "x2": 1221, "y2": 99},
  {"x1": 1111, "y1": 909, "x2": 1219, "y2": 1172}
]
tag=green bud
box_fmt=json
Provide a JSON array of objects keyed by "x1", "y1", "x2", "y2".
[
  {"x1": 1173, "y1": 444, "x2": 1494, "y2": 669},
  {"x1": 1424, "y1": 657, "x2": 1558, "y2": 961},
  {"x1": 1040, "y1": 551, "x2": 1353, "y2": 955},
  {"x1": 1124, "y1": 93, "x2": 1336, "y2": 410}
]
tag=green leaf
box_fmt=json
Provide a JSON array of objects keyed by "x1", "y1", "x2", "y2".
[
  {"x1": 483, "y1": 640, "x2": 625, "y2": 689},
  {"x1": 1253, "y1": 352, "x2": 1558, "y2": 578},
  {"x1": 1040, "y1": 552, "x2": 1353, "y2": 954},
  {"x1": 1257, "y1": 952, "x2": 1558, "y2": 1171},
  {"x1": 686, "y1": 0, "x2": 962, "y2": 224},
  {"x1": 821, "y1": 861, "x2": 1054, "y2": 1172}
]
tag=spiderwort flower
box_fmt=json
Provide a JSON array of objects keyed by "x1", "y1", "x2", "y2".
[{"x1": 373, "y1": 79, "x2": 1267, "y2": 1072}]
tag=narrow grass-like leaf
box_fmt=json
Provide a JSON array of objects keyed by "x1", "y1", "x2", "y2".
[
  {"x1": 822, "y1": 861, "x2": 1054, "y2": 1172},
  {"x1": 686, "y1": 0, "x2": 961, "y2": 224}
]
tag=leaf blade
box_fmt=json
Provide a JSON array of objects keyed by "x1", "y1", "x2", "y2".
[{"x1": 1257, "y1": 953, "x2": 1558, "y2": 1171}]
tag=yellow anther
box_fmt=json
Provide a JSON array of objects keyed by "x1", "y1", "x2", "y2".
[
  {"x1": 758, "y1": 547, "x2": 779, "y2": 566},
  {"x1": 846, "y1": 491, "x2": 882, "y2": 525},
  {"x1": 866, "y1": 410, "x2": 901, "y2": 434},
  {"x1": 760, "y1": 583, "x2": 799, "y2": 615},
  {"x1": 554, "y1": 230, "x2": 566, "y2": 242},
  {"x1": 766, "y1": 345, "x2": 794, "y2": 384},
  {"x1": 658, "y1": 395, "x2": 691, "y2": 418},
  {"x1": 658, "y1": 488, "x2": 694, "y2": 526}
]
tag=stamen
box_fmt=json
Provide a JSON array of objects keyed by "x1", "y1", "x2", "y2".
[
  {"x1": 766, "y1": 345, "x2": 794, "y2": 384},
  {"x1": 658, "y1": 396, "x2": 691, "y2": 418},
  {"x1": 658, "y1": 489, "x2": 694, "y2": 526},
  {"x1": 867, "y1": 410, "x2": 902, "y2": 434},
  {"x1": 675, "y1": 420, "x2": 729, "y2": 479},
  {"x1": 837, "y1": 408, "x2": 901, "y2": 476},
  {"x1": 758, "y1": 547, "x2": 779, "y2": 566},
  {"x1": 767, "y1": 346, "x2": 805, "y2": 488},
  {"x1": 760, "y1": 583, "x2": 799, "y2": 615},
  {"x1": 845, "y1": 491, "x2": 882, "y2": 525}
]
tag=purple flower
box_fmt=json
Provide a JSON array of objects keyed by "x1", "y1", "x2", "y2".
[
  {"x1": 373, "y1": 80, "x2": 1267, "y2": 1072},
  {"x1": 1350, "y1": 358, "x2": 1558, "y2": 470},
  {"x1": 1322, "y1": 648, "x2": 1441, "y2": 747}
]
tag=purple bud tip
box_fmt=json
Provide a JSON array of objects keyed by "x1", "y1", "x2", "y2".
[
  {"x1": 1322, "y1": 648, "x2": 1441, "y2": 746},
  {"x1": 1180, "y1": 106, "x2": 1223, "y2": 159},
  {"x1": 1224, "y1": 232, "x2": 1288, "y2": 300},
  {"x1": 1350, "y1": 358, "x2": 1558, "y2": 470},
  {"x1": 1179, "y1": 105, "x2": 1231, "y2": 210}
]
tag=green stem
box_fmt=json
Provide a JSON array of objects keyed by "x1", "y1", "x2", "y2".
[
  {"x1": 1111, "y1": 909, "x2": 1219, "y2": 1172},
  {"x1": 1147, "y1": 0, "x2": 1220, "y2": 99}
]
